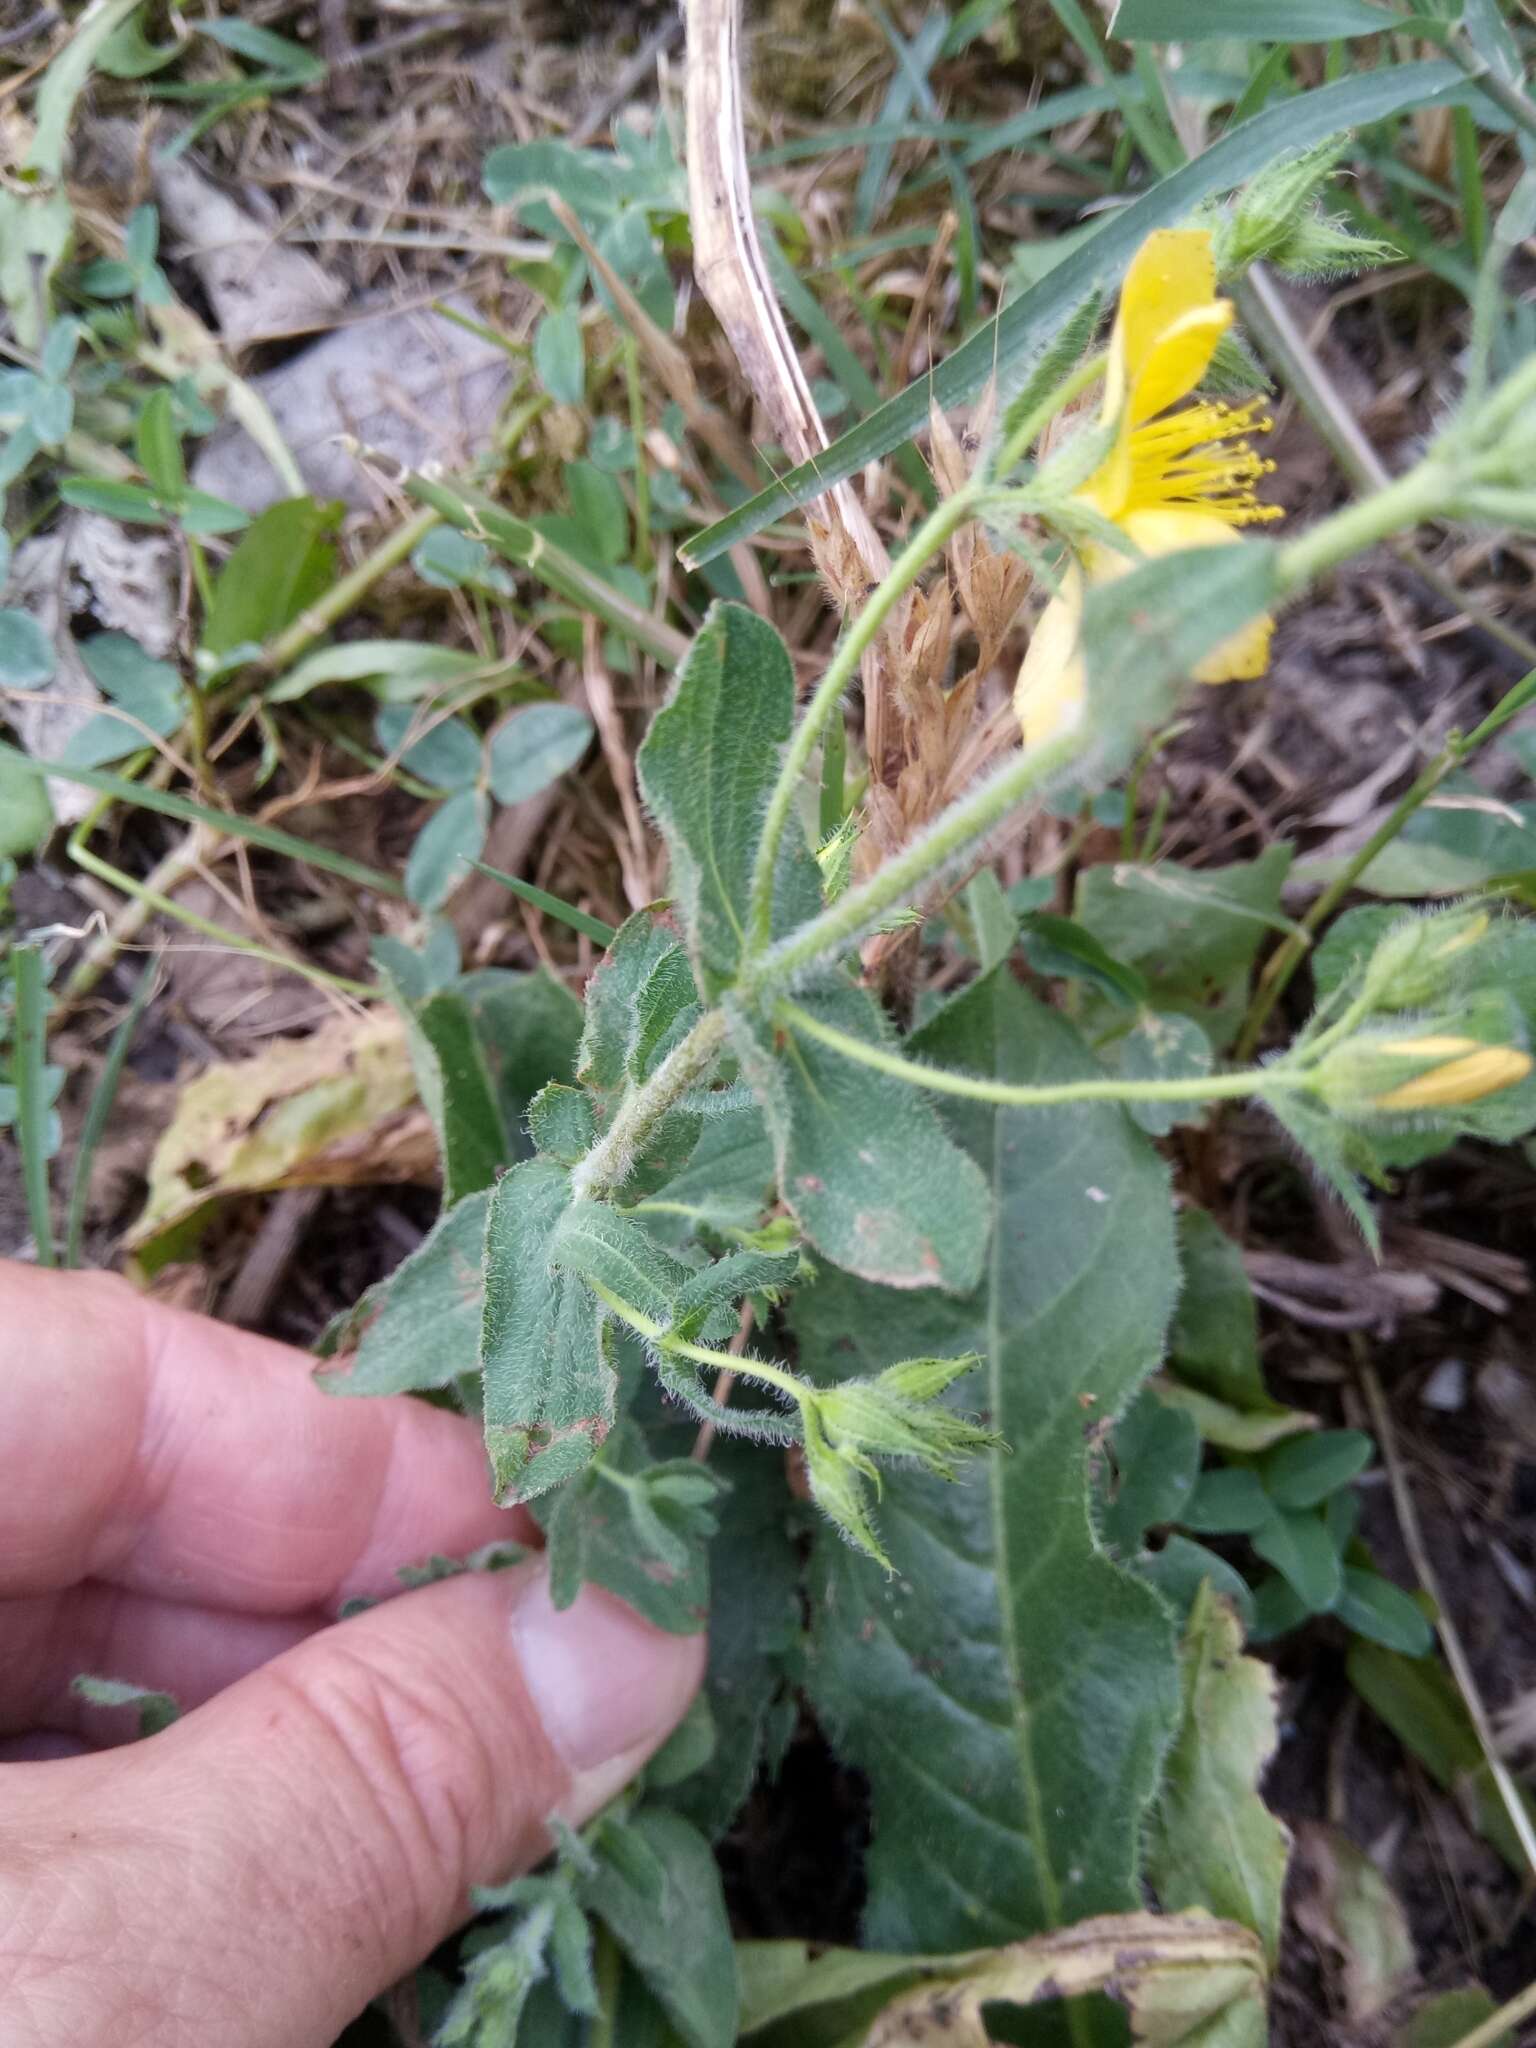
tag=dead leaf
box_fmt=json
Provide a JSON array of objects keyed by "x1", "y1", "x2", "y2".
[
  {"x1": 866, "y1": 1910, "x2": 1267, "y2": 2048},
  {"x1": 127, "y1": 1008, "x2": 436, "y2": 1250},
  {"x1": 1292, "y1": 1821, "x2": 1416, "y2": 2025}
]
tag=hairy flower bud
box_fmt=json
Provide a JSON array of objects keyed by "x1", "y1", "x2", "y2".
[
  {"x1": 1372, "y1": 1043, "x2": 1533, "y2": 1111},
  {"x1": 1359, "y1": 908, "x2": 1490, "y2": 1011}
]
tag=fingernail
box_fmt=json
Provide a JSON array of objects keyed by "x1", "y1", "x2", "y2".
[{"x1": 510, "y1": 1567, "x2": 703, "y2": 1812}]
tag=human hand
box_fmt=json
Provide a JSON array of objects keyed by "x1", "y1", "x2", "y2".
[{"x1": 0, "y1": 1261, "x2": 703, "y2": 2047}]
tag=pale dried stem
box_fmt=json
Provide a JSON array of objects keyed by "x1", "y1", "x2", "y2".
[{"x1": 684, "y1": 0, "x2": 896, "y2": 750}]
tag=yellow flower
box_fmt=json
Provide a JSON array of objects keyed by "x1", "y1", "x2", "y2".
[
  {"x1": 1015, "y1": 228, "x2": 1282, "y2": 747},
  {"x1": 1372, "y1": 1038, "x2": 1533, "y2": 1111}
]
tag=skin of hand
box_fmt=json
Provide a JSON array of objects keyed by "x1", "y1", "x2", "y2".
[{"x1": 0, "y1": 1260, "x2": 704, "y2": 2048}]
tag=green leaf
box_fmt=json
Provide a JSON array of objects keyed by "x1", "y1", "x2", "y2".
[
  {"x1": 671, "y1": 1438, "x2": 802, "y2": 1839},
  {"x1": 58, "y1": 477, "x2": 170, "y2": 525},
  {"x1": 1139, "y1": 1535, "x2": 1255, "y2": 1631},
  {"x1": 0, "y1": 750, "x2": 52, "y2": 856},
  {"x1": 266, "y1": 638, "x2": 480, "y2": 704},
  {"x1": 564, "y1": 458, "x2": 628, "y2": 565},
  {"x1": 405, "y1": 787, "x2": 489, "y2": 910},
  {"x1": 729, "y1": 975, "x2": 991, "y2": 1293},
  {"x1": 1019, "y1": 911, "x2": 1148, "y2": 1007},
  {"x1": 1349, "y1": 1639, "x2": 1536, "y2": 1875},
  {"x1": 534, "y1": 1418, "x2": 721, "y2": 1635},
  {"x1": 1403, "y1": 1988, "x2": 1509, "y2": 2048},
  {"x1": 454, "y1": 966, "x2": 585, "y2": 1158},
  {"x1": 198, "y1": 16, "x2": 326, "y2": 81},
  {"x1": 1113, "y1": 0, "x2": 1389, "y2": 39},
  {"x1": 394, "y1": 986, "x2": 508, "y2": 1206},
  {"x1": 201, "y1": 497, "x2": 340, "y2": 657},
  {"x1": 1147, "y1": 1582, "x2": 1290, "y2": 1967},
  {"x1": 579, "y1": 1809, "x2": 739, "y2": 2048},
  {"x1": 1169, "y1": 1210, "x2": 1275, "y2": 1414},
  {"x1": 63, "y1": 632, "x2": 185, "y2": 766},
  {"x1": 1261, "y1": 1428, "x2": 1372, "y2": 1509},
  {"x1": 177, "y1": 491, "x2": 252, "y2": 537},
  {"x1": 487, "y1": 702, "x2": 594, "y2": 805},
  {"x1": 375, "y1": 704, "x2": 482, "y2": 790},
  {"x1": 534, "y1": 307, "x2": 586, "y2": 405},
  {"x1": 1335, "y1": 1568, "x2": 1434, "y2": 1656},
  {"x1": 551, "y1": 1198, "x2": 695, "y2": 1328},
  {"x1": 1118, "y1": 1011, "x2": 1213, "y2": 1136},
  {"x1": 0, "y1": 608, "x2": 56, "y2": 688},
  {"x1": 1075, "y1": 845, "x2": 1294, "y2": 1052},
  {"x1": 1099, "y1": 1388, "x2": 1201, "y2": 1560},
  {"x1": 1181, "y1": 1467, "x2": 1276, "y2": 1536},
  {"x1": 1263, "y1": 1087, "x2": 1382, "y2": 1255},
  {"x1": 1251, "y1": 1506, "x2": 1341, "y2": 1612},
  {"x1": 480, "y1": 1158, "x2": 613, "y2": 1501},
  {"x1": 681, "y1": 61, "x2": 1464, "y2": 564},
  {"x1": 637, "y1": 603, "x2": 822, "y2": 996},
  {"x1": 135, "y1": 387, "x2": 185, "y2": 499},
  {"x1": 528, "y1": 1083, "x2": 598, "y2": 1165},
  {"x1": 800, "y1": 969, "x2": 1180, "y2": 1954},
  {"x1": 318, "y1": 1190, "x2": 491, "y2": 1396}
]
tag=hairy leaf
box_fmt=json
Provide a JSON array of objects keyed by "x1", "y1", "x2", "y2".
[
  {"x1": 455, "y1": 966, "x2": 584, "y2": 1157},
  {"x1": 728, "y1": 976, "x2": 990, "y2": 1293},
  {"x1": 580, "y1": 1809, "x2": 739, "y2": 2048},
  {"x1": 800, "y1": 970, "x2": 1180, "y2": 1968},
  {"x1": 480, "y1": 1159, "x2": 613, "y2": 1501},
  {"x1": 318, "y1": 1190, "x2": 490, "y2": 1396},
  {"x1": 636, "y1": 603, "x2": 821, "y2": 995},
  {"x1": 1168, "y1": 1211, "x2": 1275, "y2": 1414}
]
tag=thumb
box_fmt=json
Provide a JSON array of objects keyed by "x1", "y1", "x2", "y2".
[{"x1": 0, "y1": 1560, "x2": 703, "y2": 2048}]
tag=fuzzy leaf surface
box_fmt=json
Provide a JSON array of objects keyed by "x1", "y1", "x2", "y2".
[
  {"x1": 636, "y1": 602, "x2": 821, "y2": 995},
  {"x1": 728, "y1": 975, "x2": 990, "y2": 1293},
  {"x1": 799, "y1": 970, "x2": 1180, "y2": 1974},
  {"x1": 318, "y1": 1190, "x2": 490, "y2": 1396},
  {"x1": 480, "y1": 1158, "x2": 612, "y2": 1501},
  {"x1": 580, "y1": 1809, "x2": 739, "y2": 2048}
]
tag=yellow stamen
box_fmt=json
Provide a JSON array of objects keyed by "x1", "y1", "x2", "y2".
[
  {"x1": 1374, "y1": 1046, "x2": 1533, "y2": 1110},
  {"x1": 1124, "y1": 401, "x2": 1282, "y2": 527}
]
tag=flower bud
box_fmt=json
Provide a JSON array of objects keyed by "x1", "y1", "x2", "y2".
[
  {"x1": 818, "y1": 1358, "x2": 1001, "y2": 1482},
  {"x1": 1372, "y1": 1043, "x2": 1533, "y2": 1111},
  {"x1": 1214, "y1": 144, "x2": 1392, "y2": 280},
  {"x1": 1359, "y1": 908, "x2": 1490, "y2": 1011}
]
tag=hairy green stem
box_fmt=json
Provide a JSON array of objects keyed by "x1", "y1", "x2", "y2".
[
  {"x1": 1275, "y1": 457, "x2": 1451, "y2": 590},
  {"x1": 1448, "y1": 23, "x2": 1536, "y2": 151},
  {"x1": 745, "y1": 728, "x2": 1082, "y2": 993},
  {"x1": 1237, "y1": 663, "x2": 1536, "y2": 1059},
  {"x1": 585, "y1": 1276, "x2": 810, "y2": 1408},
  {"x1": 570, "y1": 1009, "x2": 728, "y2": 1202},
  {"x1": 776, "y1": 997, "x2": 1297, "y2": 1109},
  {"x1": 743, "y1": 487, "x2": 979, "y2": 959},
  {"x1": 991, "y1": 351, "x2": 1107, "y2": 481}
]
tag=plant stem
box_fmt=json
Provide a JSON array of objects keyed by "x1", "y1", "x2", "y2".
[
  {"x1": 256, "y1": 506, "x2": 442, "y2": 681},
  {"x1": 1447, "y1": 22, "x2": 1536, "y2": 151},
  {"x1": 1443, "y1": 1976, "x2": 1536, "y2": 2048},
  {"x1": 570, "y1": 1008, "x2": 728, "y2": 1202},
  {"x1": 64, "y1": 961, "x2": 154, "y2": 1266},
  {"x1": 991, "y1": 351, "x2": 1106, "y2": 480},
  {"x1": 584, "y1": 1276, "x2": 809, "y2": 1408},
  {"x1": 746, "y1": 728, "x2": 1082, "y2": 992},
  {"x1": 1236, "y1": 662, "x2": 1536, "y2": 1058},
  {"x1": 742, "y1": 487, "x2": 978, "y2": 960},
  {"x1": 1275, "y1": 456, "x2": 1451, "y2": 591},
  {"x1": 776, "y1": 996, "x2": 1296, "y2": 1109}
]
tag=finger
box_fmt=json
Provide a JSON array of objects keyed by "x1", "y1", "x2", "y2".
[
  {"x1": 0, "y1": 1561, "x2": 704, "y2": 2048},
  {"x1": 0, "y1": 1583, "x2": 319, "y2": 1740},
  {"x1": 0, "y1": 1261, "x2": 528, "y2": 1609}
]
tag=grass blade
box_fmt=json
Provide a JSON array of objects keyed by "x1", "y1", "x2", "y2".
[
  {"x1": 12, "y1": 944, "x2": 56, "y2": 1268},
  {"x1": 467, "y1": 860, "x2": 617, "y2": 945},
  {"x1": 682, "y1": 58, "x2": 1465, "y2": 566},
  {"x1": 64, "y1": 962, "x2": 155, "y2": 1268},
  {"x1": 0, "y1": 743, "x2": 406, "y2": 897}
]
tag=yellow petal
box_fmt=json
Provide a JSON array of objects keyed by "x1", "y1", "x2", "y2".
[
  {"x1": 1375, "y1": 1046, "x2": 1533, "y2": 1111},
  {"x1": 1014, "y1": 577, "x2": 1087, "y2": 749},
  {"x1": 1111, "y1": 508, "x2": 1275, "y2": 685},
  {"x1": 1113, "y1": 229, "x2": 1228, "y2": 422}
]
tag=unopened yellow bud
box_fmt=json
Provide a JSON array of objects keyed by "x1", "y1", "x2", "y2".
[{"x1": 1374, "y1": 1044, "x2": 1533, "y2": 1111}]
